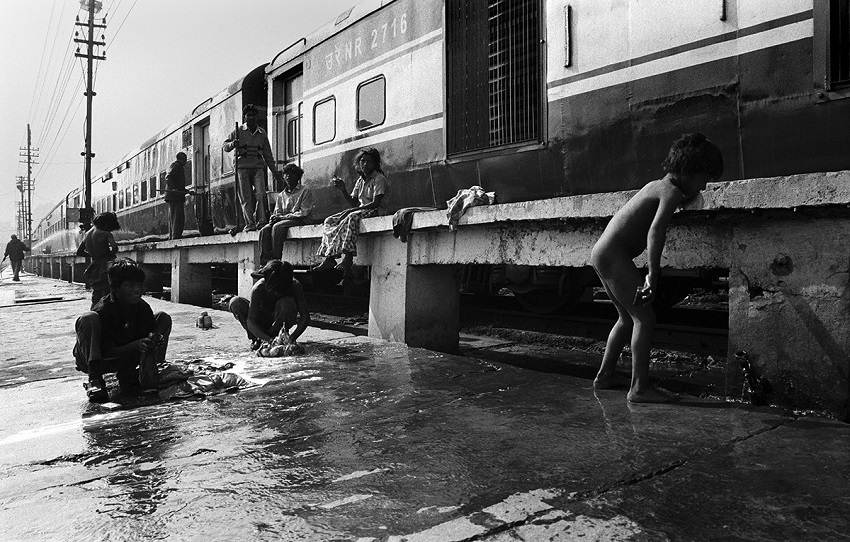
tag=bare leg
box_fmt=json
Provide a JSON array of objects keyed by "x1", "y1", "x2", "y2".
[
  {"x1": 594, "y1": 254, "x2": 676, "y2": 403},
  {"x1": 335, "y1": 253, "x2": 354, "y2": 276},
  {"x1": 593, "y1": 280, "x2": 632, "y2": 389},
  {"x1": 313, "y1": 256, "x2": 338, "y2": 271}
]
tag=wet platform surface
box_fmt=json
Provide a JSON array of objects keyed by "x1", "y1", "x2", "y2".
[{"x1": 1, "y1": 271, "x2": 849, "y2": 541}]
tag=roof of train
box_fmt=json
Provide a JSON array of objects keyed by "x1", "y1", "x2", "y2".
[
  {"x1": 91, "y1": 63, "x2": 268, "y2": 184},
  {"x1": 267, "y1": 0, "x2": 390, "y2": 74}
]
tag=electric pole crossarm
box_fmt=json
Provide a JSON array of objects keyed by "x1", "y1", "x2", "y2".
[{"x1": 74, "y1": 38, "x2": 105, "y2": 46}]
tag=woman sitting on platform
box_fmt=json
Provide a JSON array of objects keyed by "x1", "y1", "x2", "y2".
[{"x1": 313, "y1": 147, "x2": 388, "y2": 277}]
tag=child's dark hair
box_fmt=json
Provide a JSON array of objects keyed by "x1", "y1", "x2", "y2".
[
  {"x1": 252, "y1": 259, "x2": 294, "y2": 295},
  {"x1": 353, "y1": 147, "x2": 385, "y2": 176},
  {"x1": 107, "y1": 258, "x2": 145, "y2": 290},
  {"x1": 92, "y1": 212, "x2": 120, "y2": 232},
  {"x1": 282, "y1": 163, "x2": 304, "y2": 179},
  {"x1": 662, "y1": 133, "x2": 724, "y2": 180}
]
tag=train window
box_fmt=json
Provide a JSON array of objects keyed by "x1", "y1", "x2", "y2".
[
  {"x1": 125, "y1": 188, "x2": 131, "y2": 208},
  {"x1": 110, "y1": 194, "x2": 116, "y2": 212},
  {"x1": 149, "y1": 177, "x2": 156, "y2": 199},
  {"x1": 445, "y1": 0, "x2": 542, "y2": 154},
  {"x1": 141, "y1": 180, "x2": 148, "y2": 202},
  {"x1": 313, "y1": 96, "x2": 336, "y2": 144},
  {"x1": 287, "y1": 117, "x2": 300, "y2": 158},
  {"x1": 831, "y1": 0, "x2": 850, "y2": 86},
  {"x1": 356, "y1": 75, "x2": 386, "y2": 131},
  {"x1": 133, "y1": 184, "x2": 139, "y2": 205},
  {"x1": 159, "y1": 172, "x2": 167, "y2": 195},
  {"x1": 118, "y1": 190, "x2": 125, "y2": 209}
]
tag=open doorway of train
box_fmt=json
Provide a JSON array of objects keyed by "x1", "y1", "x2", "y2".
[
  {"x1": 192, "y1": 119, "x2": 214, "y2": 236},
  {"x1": 272, "y1": 65, "x2": 303, "y2": 185}
]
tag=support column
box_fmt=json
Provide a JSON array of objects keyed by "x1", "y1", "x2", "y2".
[
  {"x1": 39, "y1": 257, "x2": 47, "y2": 277},
  {"x1": 728, "y1": 215, "x2": 850, "y2": 420},
  {"x1": 141, "y1": 264, "x2": 164, "y2": 293},
  {"x1": 50, "y1": 257, "x2": 59, "y2": 279},
  {"x1": 236, "y1": 243, "x2": 260, "y2": 299},
  {"x1": 366, "y1": 235, "x2": 460, "y2": 353},
  {"x1": 61, "y1": 257, "x2": 72, "y2": 282},
  {"x1": 170, "y1": 249, "x2": 212, "y2": 307},
  {"x1": 72, "y1": 258, "x2": 87, "y2": 284}
]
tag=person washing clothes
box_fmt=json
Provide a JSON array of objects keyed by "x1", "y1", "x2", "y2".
[
  {"x1": 73, "y1": 258, "x2": 172, "y2": 402},
  {"x1": 229, "y1": 260, "x2": 310, "y2": 354}
]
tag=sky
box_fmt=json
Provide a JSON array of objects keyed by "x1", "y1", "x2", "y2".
[{"x1": 0, "y1": 0, "x2": 356, "y2": 242}]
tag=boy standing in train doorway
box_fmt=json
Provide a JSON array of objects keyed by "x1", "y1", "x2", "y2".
[{"x1": 224, "y1": 104, "x2": 283, "y2": 232}]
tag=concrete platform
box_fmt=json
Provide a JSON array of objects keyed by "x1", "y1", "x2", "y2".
[{"x1": 1, "y1": 271, "x2": 848, "y2": 541}]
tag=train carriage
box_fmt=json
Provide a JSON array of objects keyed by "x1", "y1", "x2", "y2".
[{"x1": 32, "y1": 0, "x2": 850, "y2": 301}]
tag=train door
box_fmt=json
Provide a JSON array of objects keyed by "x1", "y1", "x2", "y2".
[
  {"x1": 193, "y1": 119, "x2": 214, "y2": 235},
  {"x1": 273, "y1": 67, "x2": 303, "y2": 176}
]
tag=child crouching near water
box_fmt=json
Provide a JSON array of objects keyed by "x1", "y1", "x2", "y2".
[{"x1": 590, "y1": 133, "x2": 723, "y2": 403}]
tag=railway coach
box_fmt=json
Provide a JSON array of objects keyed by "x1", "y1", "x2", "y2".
[{"x1": 32, "y1": 0, "x2": 850, "y2": 300}]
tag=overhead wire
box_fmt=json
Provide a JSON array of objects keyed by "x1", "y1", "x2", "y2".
[
  {"x1": 32, "y1": 1, "x2": 75, "y2": 142},
  {"x1": 35, "y1": 6, "x2": 83, "y2": 147},
  {"x1": 27, "y1": 0, "x2": 59, "y2": 121}
]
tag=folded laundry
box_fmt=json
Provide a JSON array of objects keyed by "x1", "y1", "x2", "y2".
[{"x1": 446, "y1": 186, "x2": 496, "y2": 231}]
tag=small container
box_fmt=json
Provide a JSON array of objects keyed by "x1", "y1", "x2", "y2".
[{"x1": 196, "y1": 311, "x2": 213, "y2": 330}]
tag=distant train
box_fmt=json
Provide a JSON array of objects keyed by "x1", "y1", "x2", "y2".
[{"x1": 31, "y1": 0, "x2": 850, "y2": 304}]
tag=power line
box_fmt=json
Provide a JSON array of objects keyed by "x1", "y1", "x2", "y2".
[
  {"x1": 28, "y1": 0, "x2": 59, "y2": 120},
  {"x1": 31, "y1": 1, "x2": 74, "y2": 135},
  {"x1": 106, "y1": 0, "x2": 139, "y2": 52}
]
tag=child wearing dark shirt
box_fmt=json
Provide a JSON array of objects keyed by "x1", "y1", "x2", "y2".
[{"x1": 73, "y1": 258, "x2": 172, "y2": 402}]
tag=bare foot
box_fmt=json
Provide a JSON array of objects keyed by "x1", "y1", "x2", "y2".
[
  {"x1": 627, "y1": 386, "x2": 680, "y2": 404},
  {"x1": 593, "y1": 373, "x2": 627, "y2": 389}
]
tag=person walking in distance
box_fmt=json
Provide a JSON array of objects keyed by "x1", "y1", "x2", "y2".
[
  {"x1": 223, "y1": 104, "x2": 283, "y2": 232},
  {"x1": 164, "y1": 152, "x2": 190, "y2": 240},
  {"x1": 3, "y1": 234, "x2": 30, "y2": 282}
]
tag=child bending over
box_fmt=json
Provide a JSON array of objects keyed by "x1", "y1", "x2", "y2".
[{"x1": 590, "y1": 133, "x2": 723, "y2": 403}]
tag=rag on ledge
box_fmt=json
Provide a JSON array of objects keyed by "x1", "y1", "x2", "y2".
[{"x1": 446, "y1": 186, "x2": 496, "y2": 231}]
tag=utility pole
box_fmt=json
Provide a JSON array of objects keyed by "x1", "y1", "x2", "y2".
[
  {"x1": 15, "y1": 177, "x2": 27, "y2": 237},
  {"x1": 18, "y1": 125, "x2": 38, "y2": 245},
  {"x1": 74, "y1": 0, "x2": 106, "y2": 232}
]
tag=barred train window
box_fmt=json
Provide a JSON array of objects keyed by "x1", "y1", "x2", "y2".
[
  {"x1": 357, "y1": 75, "x2": 386, "y2": 130},
  {"x1": 313, "y1": 97, "x2": 336, "y2": 144},
  {"x1": 446, "y1": 0, "x2": 542, "y2": 154},
  {"x1": 831, "y1": 0, "x2": 850, "y2": 86}
]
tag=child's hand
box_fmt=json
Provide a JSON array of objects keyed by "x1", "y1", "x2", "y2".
[{"x1": 633, "y1": 276, "x2": 655, "y2": 306}]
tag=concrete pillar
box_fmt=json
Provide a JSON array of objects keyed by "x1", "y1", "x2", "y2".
[
  {"x1": 141, "y1": 264, "x2": 164, "y2": 293},
  {"x1": 50, "y1": 258, "x2": 60, "y2": 279},
  {"x1": 236, "y1": 243, "x2": 260, "y2": 299},
  {"x1": 170, "y1": 249, "x2": 212, "y2": 307},
  {"x1": 60, "y1": 257, "x2": 72, "y2": 282},
  {"x1": 365, "y1": 236, "x2": 460, "y2": 353},
  {"x1": 728, "y1": 215, "x2": 850, "y2": 420},
  {"x1": 72, "y1": 258, "x2": 87, "y2": 284}
]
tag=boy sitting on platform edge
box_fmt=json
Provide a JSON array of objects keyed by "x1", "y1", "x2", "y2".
[
  {"x1": 590, "y1": 133, "x2": 723, "y2": 403},
  {"x1": 73, "y1": 258, "x2": 172, "y2": 403}
]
